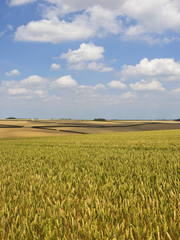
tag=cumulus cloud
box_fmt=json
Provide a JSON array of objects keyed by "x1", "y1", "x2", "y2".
[
  {"x1": 8, "y1": 88, "x2": 29, "y2": 95},
  {"x1": 8, "y1": 0, "x2": 180, "y2": 45},
  {"x1": 121, "y1": 58, "x2": 180, "y2": 81},
  {"x1": 93, "y1": 83, "x2": 107, "y2": 90},
  {"x1": 51, "y1": 75, "x2": 78, "y2": 88},
  {"x1": 5, "y1": 69, "x2": 20, "y2": 77},
  {"x1": 1, "y1": 75, "x2": 47, "y2": 99},
  {"x1": 7, "y1": 87, "x2": 46, "y2": 98},
  {"x1": 20, "y1": 75, "x2": 46, "y2": 85},
  {"x1": 107, "y1": 81, "x2": 127, "y2": 89},
  {"x1": 15, "y1": 5, "x2": 121, "y2": 43},
  {"x1": 51, "y1": 63, "x2": 61, "y2": 71},
  {"x1": 61, "y1": 43, "x2": 104, "y2": 63},
  {"x1": 61, "y1": 43, "x2": 113, "y2": 72},
  {"x1": 130, "y1": 79, "x2": 165, "y2": 91},
  {"x1": 13, "y1": 0, "x2": 180, "y2": 44},
  {"x1": 78, "y1": 83, "x2": 107, "y2": 93},
  {"x1": 122, "y1": 0, "x2": 180, "y2": 34},
  {"x1": 43, "y1": 0, "x2": 180, "y2": 31},
  {"x1": 119, "y1": 91, "x2": 138, "y2": 100},
  {"x1": 15, "y1": 17, "x2": 95, "y2": 43},
  {"x1": 85, "y1": 5, "x2": 121, "y2": 36},
  {"x1": 9, "y1": 0, "x2": 37, "y2": 6}
]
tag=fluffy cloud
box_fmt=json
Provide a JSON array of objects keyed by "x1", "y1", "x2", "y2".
[
  {"x1": 107, "y1": 81, "x2": 127, "y2": 89},
  {"x1": 9, "y1": 0, "x2": 37, "y2": 6},
  {"x1": 130, "y1": 79, "x2": 165, "y2": 91},
  {"x1": 14, "y1": 0, "x2": 180, "y2": 43},
  {"x1": 5, "y1": 69, "x2": 20, "y2": 77},
  {"x1": 8, "y1": 88, "x2": 29, "y2": 95},
  {"x1": 15, "y1": 17, "x2": 95, "y2": 43},
  {"x1": 7, "y1": 87, "x2": 46, "y2": 98},
  {"x1": 15, "y1": 5, "x2": 121, "y2": 43},
  {"x1": 61, "y1": 43, "x2": 113, "y2": 72},
  {"x1": 77, "y1": 84, "x2": 107, "y2": 93},
  {"x1": 61, "y1": 43, "x2": 104, "y2": 63},
  {"x1": 85, "y1": 5, "x2": 121, "y2": 36},
  {"x1": 51, "y1": 75, "x2": 78, "y2": 88},
  {"x1": 122, "y1": 0, "x2": 180, "y2": 34},
  {"x1": 20, "y1": 75, "x2": 46, "y2": 85},
  {"x1": 119, "y1": 92, "x2": 137, "y2": 100},
  {"x1": 1, "y1": 75, "x2": 47, "y2": 98},
  {"x1": 121, "y1": 58, "x2": 180, "y2": 81},
  {"x1": 51, "y1": 63, "x2": 61, "y2": 71},
  {"x1": 93, "y1": 83, "x2": 107, "y2": 90}
]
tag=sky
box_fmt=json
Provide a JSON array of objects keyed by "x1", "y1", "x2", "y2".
[{"x1": 1, "y1": 0, "x2": 180, "y2": 119}]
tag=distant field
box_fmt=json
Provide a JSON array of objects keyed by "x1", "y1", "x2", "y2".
[
  {"x1": 0, "y1": 130, "x2": 179, "y2": 239},
  {"x1": 0, "y1": 128, "x2": 71, "y2": 139},
  {"x1": 1, "y1": 119, "x2": 180, "y2": 138}
]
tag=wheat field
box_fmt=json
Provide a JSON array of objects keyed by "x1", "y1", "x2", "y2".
[{"x1": 0, "y1": 130, "x2": 179, "y2": 239}]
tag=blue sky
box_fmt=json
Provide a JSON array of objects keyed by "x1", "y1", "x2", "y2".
[{"x1": 1, "y1": 0, "x2": 180, "y2": 119}]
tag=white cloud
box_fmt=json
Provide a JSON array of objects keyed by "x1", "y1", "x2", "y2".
[
  {"x1": 44, "y1": 1, "x2": 180, "y2": 42},
  {"x1": 15, "y1": 17, "x2": 95, "y2": 43},
  {"x1": 124, "y1": 25, "x2": 145, "y2": 38},
  {"x1": 107, "y1": 81, "x2": 127, "y2": 89},
  {"x1": 119, "y1": 91, "x2": 138, "y2": 100},
  {"x1": 43, "y1": 3, "x2": 121, "y2": 34},
  {"x1": 5, "y1": 69, "x2": 20, "y2": 77},
  {"x1": 130, "y1": 79, "x2": 165, "y2": 91},
  {"x1": 51, "y1": 63, "x2": 61, "y2": 71},
  {"x1": 32, "y1": 90, "x2": 46, "y2": 97},
  {"x1": 43, "y1": 0, "x2": 121, "y2": 16},
  {"x1": 15, "y1": 5, "x2": 121, "y2": 43},
  {"x1": 78, "y1": 83, "x2": 107, "y2": 92},
  {"x1": 13, "y1": 0, "x2": 180, "y2": 44},
  {"x1": 51, "y1": 75, "x2": 78, "y2": 88},
  {"x1": 122, "y1": 0, "x2": 180, "y2": 33},
  {"x1": 85, "y1": 5, "x2": 121, "y2": 36},
  {"x1": 20, "y1": 75, "x2": 46, "y2": 85},
  {"x1": 8, "y1": 88, "x2": 29, "y2": 95},
  {"x1": 7, "y1": 87, "x2": 47, "y2": 98},
  {"x1": 87, "y1": 62, "x2": 114, "y2": 72},
  {"x1": 93, "y1": 83, "x2": 107, "y2": 90},
  {"x1": 121, "y1": 58, "x2": 180, "y2": 81},
  {"x1": 61, "y1": 43, "x2": 104, "y2": 63},
  {"x1": 2, "y1": 75, "x2": 48, "y2": 99},
  {"x1": 9, "y1": 0, "x2": 37, "y2": 6},
  {"x1": 61, "y1": 43, "x2": 113, "y2": 72}
]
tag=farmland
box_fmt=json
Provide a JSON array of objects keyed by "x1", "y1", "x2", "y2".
[
  {"x1": 0, "y1": 129, "x2": 179, "y2": 239},
  {"x1": 1, "y1": 119, "x2": 180, "y2": 138}
]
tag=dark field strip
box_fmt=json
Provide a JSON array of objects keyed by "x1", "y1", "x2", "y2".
[
  {"x1": 59, "y1": 129, "x2": 87, "y2": 134},
  {"x1": 0, "y1": 124, "x2": 23, "y2": 128},
  {"x1": 0, "y1": 130, "x2": 179, "y2": 239},
  {"x1": 31, "y1": 122, "x2": 180, "y2": 129},
  {"x1": 31, "y1": 122, "x2": 180, "y2": 134},
  {"x1": 32, "y1": 126, "x2": 87, "y2": 134}
]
